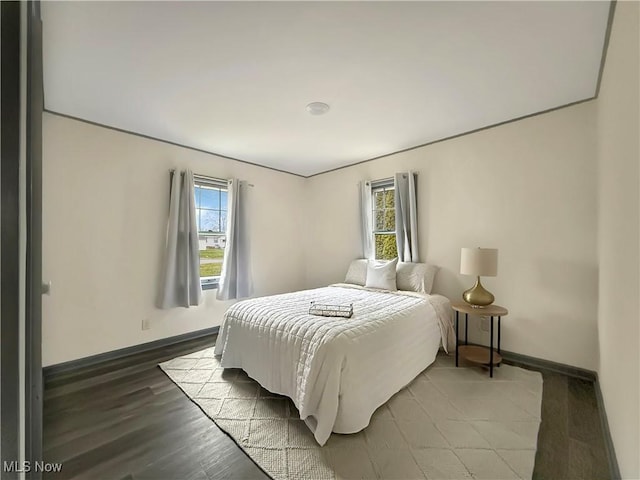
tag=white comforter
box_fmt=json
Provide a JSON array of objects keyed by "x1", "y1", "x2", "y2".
[{"x1": 214, "y1": 284, "x2": 453, "y2": 445}]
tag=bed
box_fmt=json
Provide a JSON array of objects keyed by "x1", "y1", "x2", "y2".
[{"x1": 214, "y1": 279, "x2": 454, "y2": 446}]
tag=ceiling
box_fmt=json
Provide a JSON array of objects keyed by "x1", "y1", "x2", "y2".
[{"x1": 42, "y1": 1, "x2": 611, "y2": 177}]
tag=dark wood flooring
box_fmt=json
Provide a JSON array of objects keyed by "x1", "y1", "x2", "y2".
[
  {"x1": 43, "y1": 336, "x2": 268, "y2": 480},
  {"x1": 43, "y1": 335, "x2": 610, "y2": 479},
  {"x1": 532, "y1": 371, "x2": 610, "y2": 480}
]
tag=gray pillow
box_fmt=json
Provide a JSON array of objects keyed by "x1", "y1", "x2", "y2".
[
  {"x1": 396, "y1": 262, "x2": 439, "y2": 294},
  {"x1": 344, "y1": 259, "x2": 368, "y2": 286}
]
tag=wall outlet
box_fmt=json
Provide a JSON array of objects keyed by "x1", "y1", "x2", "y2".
[
  {"x1": 141, "y1": 318, "x2": 151, "y2": 330},
  {"x1": 479, "y1": 317, "x2": 490, "y2": 332}
]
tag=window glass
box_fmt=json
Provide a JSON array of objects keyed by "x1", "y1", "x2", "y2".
[
  {"x1": 194, "y1": 179, "x2": 227, "y2": 281},
  {"x1": 199, "y1": 187, "x2": 218, "y2": 209},
  {"x1": 371, "y1": 182, "x2": 398, "y2": 260}
]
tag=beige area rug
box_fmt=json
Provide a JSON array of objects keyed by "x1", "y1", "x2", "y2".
[{"x1": 160, "y1": 348, "x2": 542, "y2": 480}]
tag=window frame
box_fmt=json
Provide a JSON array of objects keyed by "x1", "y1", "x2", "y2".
[
  {"x1": 371, "y1": 178, "x2": 398, "y2": 260},
  {"x1": 194, "y1": 174, "x2": 228, "y2": 290}
]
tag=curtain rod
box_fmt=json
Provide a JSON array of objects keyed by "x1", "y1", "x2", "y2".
[
  {"x1": 169, "y1": 169, "x2": 254, "y2": 187},
  {"x1": 362, "y1": 172, "x2": 418, "y2": 186}
]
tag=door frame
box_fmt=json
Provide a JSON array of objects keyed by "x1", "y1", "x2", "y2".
[
  {"x1": 25, "y1": 1, "x2": 44, "y2": 473},
  {"x1": 0, "y1": 1, "x2": 44, "y2": 476},
  {"x1": 1, "y1": 1, "x2": 24, "y2": 476}
]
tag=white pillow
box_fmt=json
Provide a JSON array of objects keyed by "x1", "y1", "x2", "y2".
[
  {"x1": 396, "y1": 262, "x2": 439, "y2": 294},
  {"x1": 365, "y1": 258, "x2": 398, "y2": 291},
  {"x1": 344, "y1": 259, "x2": 368, "y2": 286}
]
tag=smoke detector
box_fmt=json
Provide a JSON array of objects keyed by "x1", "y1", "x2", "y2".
[{"x1": 306, "y1": 102, "x2": 330, "y2": 115}]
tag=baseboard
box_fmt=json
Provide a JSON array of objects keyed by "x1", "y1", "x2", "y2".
[
  {"x1": 452, "y1": 341, "x2": 598, "y2": 381},
  {"x1": 43, "y1": 326, "x2": 219, "y2": 380},
  {"x1": 593, "y1": 374, "x2": 622, "y2": 480},
  {"x1": 499, "y1": 349, "x2": 597, "y2": 382}
]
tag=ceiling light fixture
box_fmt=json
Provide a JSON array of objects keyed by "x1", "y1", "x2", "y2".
[{"x1": 306, "y1": 102, "x2": 330, "y2": 116}]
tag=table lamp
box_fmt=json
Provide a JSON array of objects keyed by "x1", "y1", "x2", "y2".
[{"x1": 460, "y1": 247, "x2": 498, "y2": 307}]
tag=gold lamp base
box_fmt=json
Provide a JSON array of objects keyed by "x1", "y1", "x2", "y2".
[{"x1": 463, "y1": 276, "x2": 495, "y2": 307}]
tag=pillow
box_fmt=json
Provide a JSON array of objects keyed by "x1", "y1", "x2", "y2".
[
  {"x1": 422, "y1": 264, "x2": 439, "y2": 294},
  {"x1": 396, "y1": 262, "x2": 439, "y2": 294},
  {"x1": 344, "y1": 259, "x2": 368, "y2": 286},
  {"x1": 365, "y1": 258, "x2": 398, "y2": 291}
]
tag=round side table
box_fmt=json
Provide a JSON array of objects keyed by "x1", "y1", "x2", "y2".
[{"x1": 450, "y1": 300, "x2": 509, "y2": 378}]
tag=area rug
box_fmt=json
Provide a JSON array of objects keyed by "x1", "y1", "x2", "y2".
[{"x1": 160, "y1": 348, "x2": 542, "y2": 480}]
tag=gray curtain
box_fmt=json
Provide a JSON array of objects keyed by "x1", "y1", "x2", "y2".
[
  {"x1": 158, "y1": 169, "x2": 202, "y2": 309},
  {"x1": 217, "y1": 179, "x2": 252, "y2": 300},
  {"x1": 394, "y1": 171, "x2": 419, "y2": 262},
  {"x1": 359, "y1": 180, "x2": 374, "y2": 259}
]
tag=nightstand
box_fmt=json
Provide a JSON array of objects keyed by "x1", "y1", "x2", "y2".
[{"x1": 450, "y1": 300, "x2": 509, "y2": 378}]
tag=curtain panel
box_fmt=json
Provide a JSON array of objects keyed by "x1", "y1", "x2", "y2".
[
  {"x1": 394, "y1": 171, "x2": 419, "y2": 262},
  {"x1": 217, "y1": 179, "x2": 252, "y2": 300},
  {"x1": 157, "y1": 169, "x2": 202, "y2": 309},
  {"x1": 359, "y1": 181, "x2": 374, "y2": 259}
]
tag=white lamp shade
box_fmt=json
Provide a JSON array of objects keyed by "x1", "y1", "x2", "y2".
[{"x1": 460, "y1": 248, "x2": 498, "y2": 277}]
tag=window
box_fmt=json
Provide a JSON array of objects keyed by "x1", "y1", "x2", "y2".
[
  {"x1": 194, "y1": 175, "x2": 228, "y2": 289},
  {"x1": 371, "y1": 180, "x2": 398, "y2": 260}
]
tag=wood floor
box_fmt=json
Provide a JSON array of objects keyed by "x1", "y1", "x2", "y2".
[
  {"x1": 43, "y1": 335, "x2": 610, "y2": 479},
  {"x1": 532, "y1": 371, "x2": 610, "y2": 480}
]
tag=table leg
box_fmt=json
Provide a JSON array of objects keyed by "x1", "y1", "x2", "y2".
[
  {"x1": 455, "y1": 311, "x2": 459, "y2": 367},
  {"x1": 498, "y1": 316, "x2": 501, "y2": 354},
  {"x1": 489, "y1": 315, "x2": 494, "y2": 378},
  {"x1": 465, "y1": 313, "x2": 468, "y2": 345}
]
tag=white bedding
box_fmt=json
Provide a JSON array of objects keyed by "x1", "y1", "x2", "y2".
[{"x1": 214, "y1": 284, "x2": 453, "y2": 445}]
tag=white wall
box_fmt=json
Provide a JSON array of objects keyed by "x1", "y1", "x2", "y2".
[
  {"x1": 596, "y1": 2, "x2": 640, "y2": 478},
  {"x1": 304, "y1": 102, "x2": 599, "y2": 370},
  {"x1": 43, "y1": 72, "x2": 603, "y2": 375},
  {"x1": 42, "y1": 113, "x2": 306, "y2": 366}
]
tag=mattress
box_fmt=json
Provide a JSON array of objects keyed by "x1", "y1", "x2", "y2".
[{"x1": 214, "y1": 283, "x2": 453, "y2": 445}]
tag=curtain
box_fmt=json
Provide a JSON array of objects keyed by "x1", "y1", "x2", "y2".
[
  {"x1": 158, "y1": 169, "x2": 202, "y2": 309},
  {"x1": 359, "y1": 180, "x2": 374, "y2": 259},
  {"x1": 217, "y1": 179, "x2": 252, "y2": 300},
  {"x1": 394, "y1": 171, "x2": 419, "y2": 262}
]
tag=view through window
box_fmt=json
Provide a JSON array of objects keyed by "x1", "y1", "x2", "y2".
[
  {"x1": 194, "y1": 176, "x2": 228, "y2": 285},
  {"x1": 372, "y1": 181, "x2": 398, "y2": 260}
]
